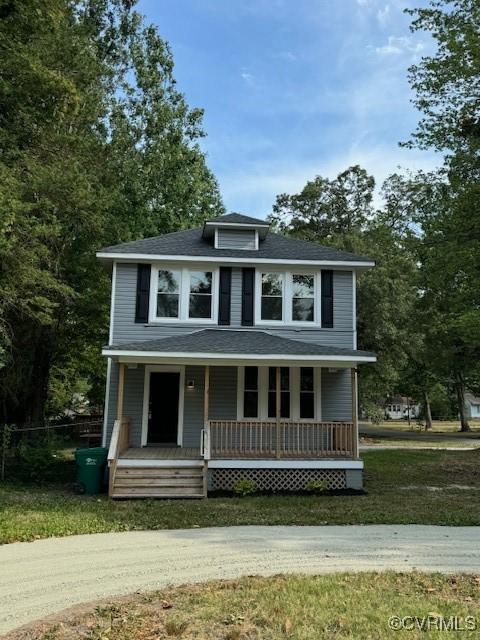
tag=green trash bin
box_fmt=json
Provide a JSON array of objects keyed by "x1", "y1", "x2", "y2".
[{"x1": 75, "y1": 447, "x2": 108, "y2": 495}]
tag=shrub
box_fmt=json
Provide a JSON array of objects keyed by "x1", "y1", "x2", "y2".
[
  {"x1": 232, "y1": 478, "x2": 257, "y2": 496},
  {"x1": 305, "y1": 479, "x2": 329, "y2": 494},
  {"x1": 14, "y1": 434, "x2": 71, "y2": 482}
]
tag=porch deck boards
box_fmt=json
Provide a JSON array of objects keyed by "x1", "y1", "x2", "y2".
[{"x1": 120, "y1": 447, "x2": 201, "y2": 460}]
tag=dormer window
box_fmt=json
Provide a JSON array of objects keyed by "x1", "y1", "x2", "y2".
[
  {"x1": 202, "y1": 212, "x2": 270, "y2": 251},
  {"x1": 215, "y1": 228, "x2": 258, "y2": 250}
]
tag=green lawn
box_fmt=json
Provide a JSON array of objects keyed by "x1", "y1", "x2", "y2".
[
  {"x1": 1, "y1": 449, "x2": 479, "y2": 544},
  {"x1": 370, "y1": 420, "x2": 480, "y2": 434},
  {"x1": 10, "y1": 573, "x2": 480, "y2": 640}
]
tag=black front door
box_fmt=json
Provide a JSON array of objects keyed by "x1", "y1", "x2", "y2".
[{"x1": 147, "y1": 371, "x2": 180, "y2": 445}]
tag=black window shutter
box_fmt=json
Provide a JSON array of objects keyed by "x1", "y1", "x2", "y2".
[
  {"x1": 135, "y1": 264, "x2": 151, "y2": 323},
  {"x1": 241, "y1": 268, "x2": 255, "y2": 326},
  {"x1": 321, "y1": 270, "x2": 334, "y2": 328},
  {"x1": 218, "y1": 267, "x2": 232, "y2": 325}
]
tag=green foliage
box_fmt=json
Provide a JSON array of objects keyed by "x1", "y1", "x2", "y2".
[
  {"x1": 305, "y1": 479, "x2": 328, "y2": 494},
  {"x1": 232, "y1": 478, "x2": 257, "y2": 496},
  {"x1": 0, "y1": 0, "x2": 224, "y2": 423},
  {"x1": 12, "y1": 435, "x2": 72, "y2": 482}
]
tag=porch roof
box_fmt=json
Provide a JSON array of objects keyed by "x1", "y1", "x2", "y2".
[{"x1": 103, "y1": 329, "x2": 376, "y2": 366}]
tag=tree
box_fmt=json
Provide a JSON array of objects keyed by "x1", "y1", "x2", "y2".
[
  {"x1": 0, "y1": 0, "x2": 223, "y2": 424},
  {"x1": 405, "y1": 0, "x2": 480, "y2": 430},
  {"x1": 270, "y1": 167, "x2": 418, "y2": 410}
]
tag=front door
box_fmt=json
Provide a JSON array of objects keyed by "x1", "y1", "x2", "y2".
[{"x1": 147, "y1": 371, "x2": 180, "y2": 445}]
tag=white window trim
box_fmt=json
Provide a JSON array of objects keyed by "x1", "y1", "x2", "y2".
[
  {"x1": 255, "y1": 269, "x2": 322, "y2": 327},
  {"x1": 237, "y1": 366, "x2": 322, "y2": 420},
  {"x1": 141, "y1": 365, "x2": 185, "y2": 446},
  {"x1": 149, "y1": 265, "x2": 219, "y2": 324}
]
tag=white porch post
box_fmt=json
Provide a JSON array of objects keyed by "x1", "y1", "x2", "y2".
[
  {"x1": 116, "y1": 362, "x2": 125, "y2": 422},
  {"x1": 351, "y1": 367, "x2": 359, "y2": 458},
  {"x1": 203, "y1": 365, "x2": 210, "y2": 497},
  {"x1": 203, "y1": 365, "x2": 210, "y2": 425},
  {"x1": 275, "y1": 366, "x2": 281, "y2": 459}
]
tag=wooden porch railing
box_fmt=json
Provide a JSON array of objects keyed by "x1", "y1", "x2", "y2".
[
  {"x1": 107, "y1": 417, "x2": 130, "y2": 496},
  {"x1": 205, "y1": 420, "x2": 356, "y2": 459}
]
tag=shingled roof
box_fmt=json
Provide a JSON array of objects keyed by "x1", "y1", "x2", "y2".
[
  {"x1": 98, "y1": 227, "x2": 374, "y2": 264},
  {"x1": 104, "y1": 329, "x2": 376, "y2": 361}
]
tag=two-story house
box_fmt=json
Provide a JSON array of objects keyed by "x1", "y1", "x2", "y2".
[{"x1": 97, "y1": 213, "x2": 376, "y2": 498}]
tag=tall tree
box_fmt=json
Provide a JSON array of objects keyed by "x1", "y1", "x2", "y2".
[
  {"x1": 405, "y1": 0, "x2": 480, "y2": 430},
  {"x1": 270, "y1": 167, "x2": 418, "y2": 410},
  {"x1": 0, "y1": 0, "x2": 223, "y2": 423}
]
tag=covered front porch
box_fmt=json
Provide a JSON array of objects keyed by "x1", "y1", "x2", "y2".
[{"x1": 103, "y1": 330, "x2": 375, "y2": 496}]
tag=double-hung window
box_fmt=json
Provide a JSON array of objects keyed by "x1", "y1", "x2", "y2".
[
  {"x1": 257, "y1": 271, "x2": 317, "y2": 324},
  {"x1": 189, "y1": 271, "x2": 213, "y2": 319},
  {"x1": 268, "y1": 367, "x2": 290, "y2": 418},
  {"x1": 152, "y1": 267, "x2": 215, "y2": 322},
  {"x1": 292, "y1": 275, "x2": 315, "y2": 322},
  {"x1": 299, "y1": 367, "x2": 315, "y2": 418},
  {"x1": 156, "y1": 269, "x2": 181, "y2": 318},
  {"x1": 261, "y1": 273, "x2": 283, "y2": 321},
  {"x1": 243, "y1": 366, "x2": 259, "y2": 417}
]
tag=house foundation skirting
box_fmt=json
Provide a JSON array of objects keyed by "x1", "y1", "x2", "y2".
[{"x1": 208, "y1": 467, "x2": 363, "y2": 492}]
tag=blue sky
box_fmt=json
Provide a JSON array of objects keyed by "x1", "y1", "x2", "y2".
[{"x1": 138, "y1": 0, "x2": 440, "y2": 219}]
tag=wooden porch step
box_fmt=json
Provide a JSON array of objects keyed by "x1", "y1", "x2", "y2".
[
  {"x1": 112, "y1": 463, "x2": 206, "y2": 499},
  {"x1": 116, "y1": 467, "x2": 203, "y2": 478}
]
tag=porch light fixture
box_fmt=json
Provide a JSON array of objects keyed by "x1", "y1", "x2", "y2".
[{"x1": 186, "y1": 379, "x2": 195, "y2": 390}]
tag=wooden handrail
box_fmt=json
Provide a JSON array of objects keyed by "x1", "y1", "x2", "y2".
[
  {"x1": 108, "y1": 417, "x2": 130, "y2": 496},
  {"x1": 208, "y1": 420, "x2": 355, "y2": 459}
]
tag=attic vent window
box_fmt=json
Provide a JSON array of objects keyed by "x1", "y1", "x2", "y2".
[{"x1": 215, "y1": 228, "x2": 258, "y2": 250}]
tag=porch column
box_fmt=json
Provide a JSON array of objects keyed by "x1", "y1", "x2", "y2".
[
  {"x1": 275, "y1": 366, "x2": 281, "y2": 458},
  {"x1": 203, "y1": 365, "x2": 210, "y2": 425},
  {"x1": 351, "y1": 367, "x2": 359, "y2": 458},
  {"x1": 116, "y1": 362, "x2": 125, "y2": 422}
]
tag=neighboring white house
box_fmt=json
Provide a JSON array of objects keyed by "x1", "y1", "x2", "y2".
[
  {"x1": 384, "y1": 395, "x2": 420, "y2": 420},
  {"x1": 465, "y1": 393, "x2": 480, "y2": 419}
]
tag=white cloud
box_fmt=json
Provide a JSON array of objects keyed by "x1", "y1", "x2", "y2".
[
  {"x1": 376, "y1": 4, "x2": 391, "y2": 26},
  {"x1": 217, "y1": 145, "x2": 441, "y2": 218},
  {"x1": 240, "y1": 71, "x2": 255, "y2": 85},
  {"x1": 374, "y1": 35, "x2": 424, "y2": 57}
]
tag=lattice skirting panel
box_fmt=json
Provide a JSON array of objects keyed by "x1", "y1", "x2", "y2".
[{"x1": 209, "y1": 468, "x2": 347, "y2": 492}]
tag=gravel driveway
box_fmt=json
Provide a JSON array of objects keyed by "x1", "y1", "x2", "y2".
[{"x1": 1, "y1": 525, "x2": 479, "y2": 635}]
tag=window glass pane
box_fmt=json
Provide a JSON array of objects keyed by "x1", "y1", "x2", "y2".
[
  {"x1": 189, "y1": 294, "x2": 211, "y2": 318},
  {"x1": 268, "y1": 368, "x2": 290, "y2": 418},
  {"x1": 300, "y1": 367, "x2": 314, "y2": 391},
  {"x1": 292, "y1": 275, "x2": 314, "y2": 322},
  {"x1": 292, "y1": 298, "x2": 314, "y2": 321},
  {"x1": 268, "y1": 392, "x2": 290, "y2": 418},
  {"x1": 261, "y1": 297, "x2": 282, "y2": 321},
  {"x1": 190, "y1": 271, "x2": 212, "y2": 294},
  {"x1": 157, "y1": 294, "x2": 179, "y2": 318},
  {"x1": 244, "y1": 391, "x2": 258, "y2": 417},
  {"x1": 157, "y1": 269, "x2": 180, "y2": 293},
  {"x1": 300, "y1": 393, "x2": 314, "y2": 419},
  {"x1": 292, "y1": 275, "x2": 314, "y2": 298},
  {"x1": 262, "y1": 273, "x2": 282, "y2": 296},
  {"x1": 244, "y1": 366, "x2": 258, "y2": 390}
]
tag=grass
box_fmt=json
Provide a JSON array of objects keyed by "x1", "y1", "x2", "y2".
[
  {"x1": 1, "y1": 449, "x2": 480, "y2": 544},
  {"x1": 361, "y1": 437, "x2": 479, "y2": 448},
  {"x1": 8, "y1": 573, "x2": 480, "y2": 639},
  {"x1": 370, "y1": 420, "x2": 480, "y2": 434}
]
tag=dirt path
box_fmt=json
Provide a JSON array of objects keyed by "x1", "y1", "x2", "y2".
[{"x1": 1, "y1": 525, "x2": 479, "y2": 635}]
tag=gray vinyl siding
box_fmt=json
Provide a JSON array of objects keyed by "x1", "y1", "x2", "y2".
[
  {"x1": 105, "y1": 363, "x2": 239, "y2": 449},
  {"x1": 321, "y1": 369, "x2": 352, "y2": 421},
  {"x1": 111, "y1": 264, "x2": 354, "y2": 348},
  {"x1": 217, "y1": 229, "x2": 256, "y2": 250}
]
